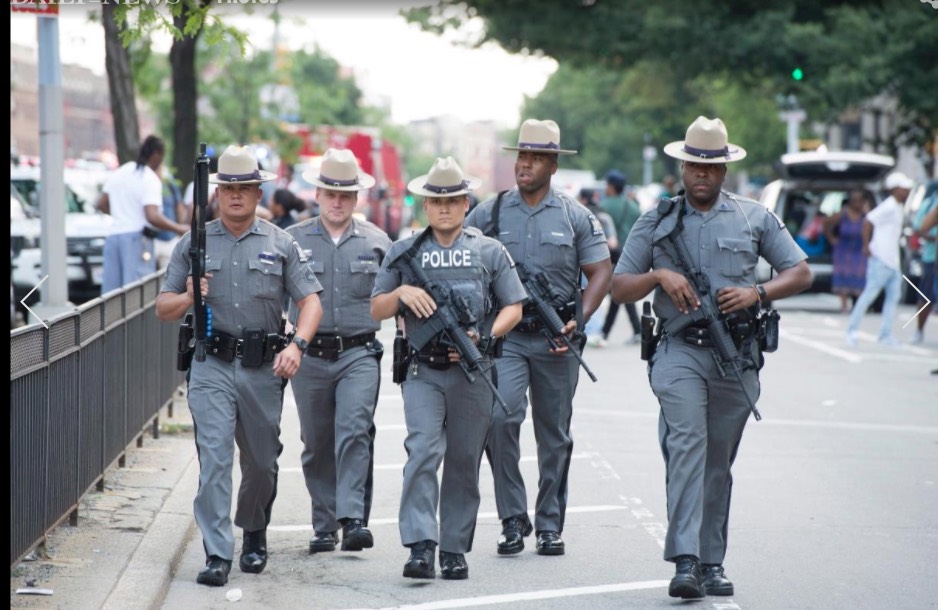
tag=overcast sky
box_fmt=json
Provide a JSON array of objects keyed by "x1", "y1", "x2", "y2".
[{"x1": 10, "y1": 1, "x2": 557, "y2": 127}]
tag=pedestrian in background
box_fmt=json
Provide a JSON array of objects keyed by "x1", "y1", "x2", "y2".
[
  {"x1": 592, "y1": 170, "x2": 642, "y2": 346},
  {"x1": 99, "y1": 135, "x2": 188, "y2": 291},
  {"x1": 465, "y1": 119, "x2": 612, "y2": 558},
  {"x1": 911, "y1": 180, "x2": 937, "y2": 344},
  {"x1": 286, "y1": 149, "x2": 391, "y2": 556},
  {"x1": 824, "y1": 189, "x2": 873, "y2": 313},
  {"x1": 155, "y1": 145, "x2": 323, "y2": 587},
  {"x1": 154, "y1": 167, "x2": 187, "y2": 269},
  {"x1": 845, "y1": 171, "x2": 915, "y2": 348},
  {"x1": 612, "y1": 116, "x2": 811, "y2": 599},
  {"x1": 270, "y1": 188, "x2": 305, "y2": 230},
  {"x1": 371, "y1": 156, "x2": 525, "y2": 580}
]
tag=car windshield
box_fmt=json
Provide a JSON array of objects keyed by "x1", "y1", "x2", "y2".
[{"x1": 11, "y1": 177, "x2": 87, "y2": 214}]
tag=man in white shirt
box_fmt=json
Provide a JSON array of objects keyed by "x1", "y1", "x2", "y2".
[
  {"x1": 99, "y1": 135, "x2": 188, "y2": 292},
  {"x1": 846, "y1": 171, "x2": 915, "y2": 347}
]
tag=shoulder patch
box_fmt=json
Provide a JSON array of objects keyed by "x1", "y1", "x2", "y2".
[
  {"x1": 769, "y1": 210, "x2": 785, "y2": 230},
  {"x1": 292, "y1": 240, "x2": 309, "y2": 263},
  {"x1": 587, "y1": 213, "x2": 605, "y2": 236}
]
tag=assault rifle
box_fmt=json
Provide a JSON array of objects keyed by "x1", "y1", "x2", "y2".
[
  {"x1": 190, "y1": 143, "x2": 213, "y2": 362},
  {"x1": 517, "y1": 265, "x2": 597, "y2": 382},
  {"x1": 395, "y1": 236, "x2": 510, "y2": 413},
  {"x1": 658, "y1": 198, "x2": 761, "y2": 421}
]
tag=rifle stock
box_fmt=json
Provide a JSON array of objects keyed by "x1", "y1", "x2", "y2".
[{"x1": 190, "y1": 143, "x2": 212, "y2": 362}]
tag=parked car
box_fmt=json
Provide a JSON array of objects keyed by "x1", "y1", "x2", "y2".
[
  {"x1": 10, "y1": 166, "x2": 112, "y2": 311},
  {"x1": 756, "y1": 151, "x2": 896, "y2": 295}
]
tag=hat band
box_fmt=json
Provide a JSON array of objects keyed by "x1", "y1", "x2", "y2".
[
  {"x1": 423, "y1": 180, "x2": 467, "y2": 194},
  {"x1": 682, "y1": 144, "x2": 732, "y2": 159},
  {"x1": 318, "y1": 174, "x2": 359, "y2": 187},
  {"x1": 518, "y1": 141, "x2": 560, "y2": 150},
  {"x1": 217, "y1": 170, "x2": 261, "y2": 182}
]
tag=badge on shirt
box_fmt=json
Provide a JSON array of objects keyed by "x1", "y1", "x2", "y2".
[
  {"x1": 258, "y1": 251, "x2": 278, "y2": 265},
  {"x1": 587, "y1": 214, "x2": 604, "y2": 236}
]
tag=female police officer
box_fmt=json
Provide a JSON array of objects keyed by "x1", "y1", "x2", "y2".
[{"x1": 371, "y1": 157, "x2": 525, "y2": 580}]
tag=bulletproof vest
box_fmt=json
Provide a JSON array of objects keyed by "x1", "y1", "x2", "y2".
[{"x1": 402, "y1": 234, "x2": 489, "y2": 341}]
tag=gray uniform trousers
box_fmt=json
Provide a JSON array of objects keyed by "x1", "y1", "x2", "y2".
[
  {"x1": 399, "y1": 361, "x2": 494, "y2": 553},
  {"x1": 649, "y1": 335, "x2": 760, "y2": 564},
  {"x1": 290, "y1": 346, "x2": 380, "y2": 533},
  {"x1": 187, "y1": 355, "x2": 286, "y2": 561},
  {"x1": 487, "y1": 331, "x2": 579, "y2": 533}
]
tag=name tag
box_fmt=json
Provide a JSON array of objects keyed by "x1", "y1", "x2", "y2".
[{"x1": 258, "y1": 251, "x2": 277, "y2": 265}]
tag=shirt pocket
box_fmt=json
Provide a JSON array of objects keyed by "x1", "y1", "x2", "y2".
[
  {"x1": 540, "y1": 230, "x2": 574, "y2": 268},
  {"x1": 716, "y1": 236, "x2": 758, "y2": 278},
  {"x1": 248, "y1": 258, "x2": 283, "y2": 300},
  {"x1": 348, "y1": 259, "x2": 379, "y2": 299},
  {"x1": 203, "y1": 257, "x2": 224, "y2": 303}
]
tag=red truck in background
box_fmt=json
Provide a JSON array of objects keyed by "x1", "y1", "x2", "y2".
[{"x1": 283, "y1": 123, "x2": 407, "y2": 239}]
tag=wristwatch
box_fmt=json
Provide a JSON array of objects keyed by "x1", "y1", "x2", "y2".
[
  {"x1": 292, "y1": 336, "x2": 309, "y2": 351},
  {"x1": 755, "y1": 284, "x2": 768, "y2": 303}
]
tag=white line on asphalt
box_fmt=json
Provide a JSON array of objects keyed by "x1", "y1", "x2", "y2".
[
  {"x1": 268, "y1": 505, "x2": 627, "y2": 532},
  {"x1": 778, "y1": 329, "x2": 863, "y2": 363},
  {"x1": 340, "y1": 580, "x2": 670, "y2": 610},
  {"x1": 278, "y1": 453, "x2": 595, "y2": 474},
  {"x1": 622, "y1": 496, "x2": 666, "y2": 550}
]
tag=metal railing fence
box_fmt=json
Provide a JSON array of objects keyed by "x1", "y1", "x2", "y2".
[{"x1": 9, "y1": 272, "x2": 184, "y2": 566}]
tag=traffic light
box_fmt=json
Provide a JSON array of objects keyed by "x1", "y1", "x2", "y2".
[{"x1": 791, "y1": 67, "x2": 804, "y2": 81}]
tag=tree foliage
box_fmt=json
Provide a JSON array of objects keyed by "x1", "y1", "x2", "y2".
[{"x1": 405, "y1": 0, "x2": 938, "y2": 153}]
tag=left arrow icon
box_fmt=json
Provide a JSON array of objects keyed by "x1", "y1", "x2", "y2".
[{"x1": 21, "y1": 275, "x2": 50, "y2": 329}]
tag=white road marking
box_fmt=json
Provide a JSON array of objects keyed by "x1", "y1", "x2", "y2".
[
  {"x1": 778, "y1": 329, "x2": 862, "y2": 363},
  {"x1": 341, "y1": 580, "x2": 670, "y2": 610},
  {"x1": 622, "y1": 496, "x2": 666, "y2": 550},
  {"x1": 268, "y1": 505, "x2": 627, "y2": 532}
]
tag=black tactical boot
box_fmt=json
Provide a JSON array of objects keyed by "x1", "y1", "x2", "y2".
[
  {"x1": 702, "y1": 563, "x2": 734, "y2": 596},
  {"x1": 669, "y1": 555, "x2": 706, "y2": 599},
  {"x1": 309, "y1": 531, "x2": 338, "y2": 554},
  {"x1": 239, "y1": 529, "x2": 268, "y2": 574},
  {"x1": 496, "y1": 514, "x2": 533, "y2": 555},
  {"x1": 403, "y1": 540, "x2": 437, "y2": 579},
  {"x1": 197, "y1": 555, "x2": 232, "y2": 587},
  {"x1": 341, "y1": 518, "x2": 374, "y2": 551},
  {"x1": 439, "y1": 551, "x2": 469, "y2": 580},
  {"x1": 535, "y1": 530, "x2": 565, "y2": 556}
]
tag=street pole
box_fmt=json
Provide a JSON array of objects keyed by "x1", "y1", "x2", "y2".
[
  {"x1": 642, "y1": 133, "x2": 656, "y2": 186},
  {"x1": 37, "y1": 13, "x2": 70, "y2": 315}
]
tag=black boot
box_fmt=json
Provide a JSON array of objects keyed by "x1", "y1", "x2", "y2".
[
  {"x1": 341, "y1": 518, "x2": 374, "y2": 551},
  {"x1": 197, "y1": 555, "x2": 232, "y2": 587},
  {"x1": 439, "y1": 550, "x2": 469, "y2": 580},
  {"x1": 239, "y1": 529, "x2": 268, "y2": 574},
  {"x1": 309, "y1": 531, "x2": 338, "y2": 554},
  {"x1": 496, "y1": 514, "x2": 533, "y2": 555},
  {"x1": 403, "y1": 540, "x2": 437, "y2": 579},
  {"x1": 702, "y1": 563, "x2": 734, "y2": 596},
  {"x1": 535, "y1": 531, "x2": 565, "y2": 556},
  {"x1": 669, "y1": 555, "x2": 706, "y2": 599}
]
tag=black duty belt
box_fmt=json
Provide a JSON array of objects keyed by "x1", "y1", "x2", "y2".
[
  {"x1": 206, "y1": 330, "x2": 283, "y2": 364},
  {"x1": 681, "y1": 320, "x2": 754, "y2": 349},
  {"x1": 515, "y1": 300, "x2": 576, "y2": 334},
  {"x1": 414, "y1": 344, "x2": 453, "y2": 370},
  {"x1": 306, "y1": 332, "x2": 376, "y2": 361}
]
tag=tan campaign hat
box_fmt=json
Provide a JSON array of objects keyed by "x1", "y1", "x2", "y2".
[
  {"x1": 301, "y1": 148, "x2": 376, "y2": 191},
  {"x1": 209, "y1": 145, "x2": 277, "y2": 184},
  {"x1": 663, "y1": 116, "x2": 747, "y2": 164},
  {"x1": 407, "y1": 156, "x2": 482, "y2": 198},
  {"x1": 502, "y1": 119, "x2": 577, "y2": 155}
]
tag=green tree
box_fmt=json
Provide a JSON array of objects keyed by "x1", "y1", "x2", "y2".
[{"x1": 405, "y1": 0, "x2": 938, "y2": 153}]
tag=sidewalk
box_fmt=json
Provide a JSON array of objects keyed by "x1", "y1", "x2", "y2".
[{"x1": 9, "y1": 389, "x2": 198, "y2": 610}]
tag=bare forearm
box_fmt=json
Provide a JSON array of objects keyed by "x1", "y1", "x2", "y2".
[
  {"x1": 763, "y1": 262, "x2": 813, "y2": 301},
  {"x1": 611, "y1": 271, "x2": 659, "y2": 304},
  {"x1": 155, "y1": 292, "x2": 193, "y2": 321},
  {"x1": 293, "y1": 294, "x2": 322, "y2": 342},
  {"x1": 491, "y1": 302, "x2": 523, "y2": 338},
  {"x1": 580, "y1": 260, "x2": 612, "y2": 320},
  {"x1": 371, "y1": 291, "x2": 401, "y2": 321}
]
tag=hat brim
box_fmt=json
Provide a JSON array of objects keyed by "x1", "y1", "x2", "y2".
[
  {"x1": 302, "y1": 169, "x2": 376, "y2": 191},
  {"x1": 663, "y1": 141, "x2": 747, "y2": 164},
  {"x1": 407, "y1": 174, "x2": 482, "y2": 198},
  {"x1": 502, "y1": 145, "x2": 577, "y2": 155},
  {"x1": 208, "y1": 170, "x2": 278, "y2": 185}
]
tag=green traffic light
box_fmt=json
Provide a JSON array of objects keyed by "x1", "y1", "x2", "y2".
[
  {"x1": 404, "y1": 195, "x2": 415, "y2": 207},
  {"x1": 792, "y1": 67, "x2": 804, "y2": 81}
]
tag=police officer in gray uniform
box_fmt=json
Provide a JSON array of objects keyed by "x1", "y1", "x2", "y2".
[
  {"x1": 372, "y1": 157, "x2": 526, "y2": 580},
  {"x1": 465, "y1": 119, "x2": 612, "y2": 556},
  {"x1": 156, "y1": 146, "x2": 323, "y2": 587},
  {"x1": 611, "y1": 117, "x2": 812, "y2": 599},
  {"x1": 286, "y1": 149, "x2": 392, "y2": 554}
]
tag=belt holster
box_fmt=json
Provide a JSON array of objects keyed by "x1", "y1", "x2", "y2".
[
  {"x1": 392, "y1": 329, "x2": 410, "y2": 384},
  {"x1": 640, "y1": 303, "x2": 659, "y2": 361},
  {"x1": 176, "y1": 313, "x2": 194, "y2": 371},
  {"x1": 758, "y1": 309, "x2": 780, "y2": 353}
]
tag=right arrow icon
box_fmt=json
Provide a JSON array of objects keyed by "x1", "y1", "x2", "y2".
[{"x1": 902, "y1": 274, "x2": 933, "y2": 328}]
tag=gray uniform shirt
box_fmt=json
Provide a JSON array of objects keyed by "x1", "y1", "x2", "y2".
[
  {"x1": 287, "y1": 217, "x2": 391, "y2": 336},
  {"x1": 372, "y1": 227, "x2": 527, "y2": 339},
  {"x1": 465, "y1": 187, "x2": 609, "y2": 307},
  {"x1": 616, "y1": 192, "x2": 806, "y2": 323},
  {"x1": 161, "y1": 218, "x2": 322, "y2": 335}
]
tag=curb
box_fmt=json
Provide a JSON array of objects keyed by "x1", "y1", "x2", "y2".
[{"x1": 101, "y1": 453, "x2": 199, "y2": 610}]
